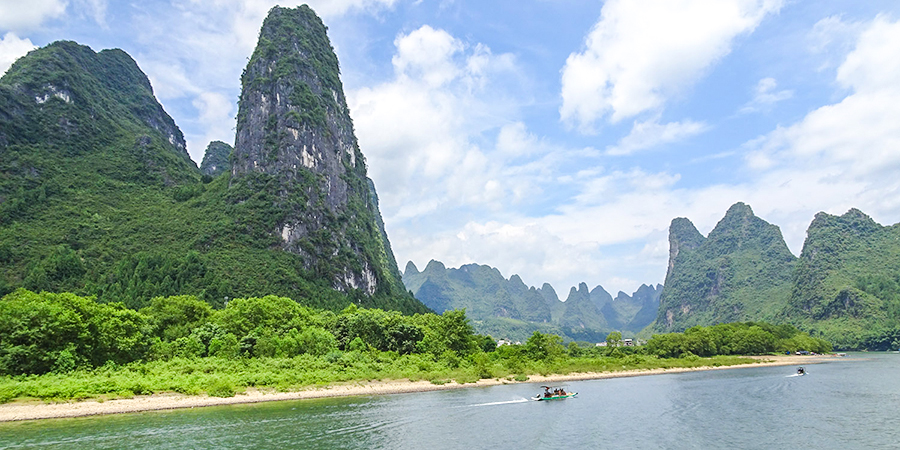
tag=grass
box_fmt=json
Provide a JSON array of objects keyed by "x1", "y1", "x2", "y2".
[{"x1": 0, "y1": 353, "x2": 759, "y2": 404}]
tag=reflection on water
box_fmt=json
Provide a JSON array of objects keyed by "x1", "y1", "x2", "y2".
[{"x1": 2, "y1": 354, "x2": 899, "y2": 449}]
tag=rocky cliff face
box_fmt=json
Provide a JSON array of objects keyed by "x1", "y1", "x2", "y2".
[{"x1": 231, "y1": 6, "x2": 405, "y2": 297}]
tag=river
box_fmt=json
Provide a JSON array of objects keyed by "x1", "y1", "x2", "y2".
[{"x1": 1, "y1": 353, "x2": 898, "y2": 449}]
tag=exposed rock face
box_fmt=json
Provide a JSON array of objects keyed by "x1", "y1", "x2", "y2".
[
  {"x1": 667, "y1": 217, "x2": 705, "y2": 274},
  {"x1": 231, "y1": 6, "x2": 405, "y2": 297},
  {"x1": 199, "y1": 141, "x2": 232, "y2": 177}
]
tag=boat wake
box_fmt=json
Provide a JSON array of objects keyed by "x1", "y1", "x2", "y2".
[
  {"x1": 462, "y1": 398, "x2": 530, "y2": 408},
  {"x1": 785, "y1": 373, "x2": 805, "y2": 377}
]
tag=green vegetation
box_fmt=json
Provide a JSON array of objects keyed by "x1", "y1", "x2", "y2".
[
  {"x1": 199, "y1": 141, "x2": 232, "y2": 177},
  {"x1": 0, "y1": 33, "x2": 424, "y2": 315},
  {"x1": 656, "y1": 203, "x2": 797, "y2": 332},
  {"x1": 404, "y1": 262, "x2": 659, "y2": 342},
  {"x1": 0, "y1": 289, "x2": 816, "y2": 403},
  {"x1": 645, "y1": 322, "x2": 832, "y2": 358},
  {"x1": 783, "y1": 209, "x2": 900, "y2": 350},
  {"x1": 656, "y1": 203, "x2": 900, "y2": 350}
]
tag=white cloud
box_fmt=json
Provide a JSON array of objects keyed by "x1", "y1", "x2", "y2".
[
  {"x1": 185, "y1": 91, "x2": 236, "y2": 162},
  {"x1": 606, "y1": 118, "x2": 708, "y2": 155},
  {"x1": 739, "y1": 77, "x2": 793, "y2": 113},
  {"x1": 560, "y1": 0, "x2": 783, "y2": 132},
  {"x1": 0, "y1": 0, "x2": 67, "y2": 32},
  {"x1": 807, "y1": 15, "x2": 865, "y2": 71},
  {"x1": 739, "y1": 15, "x2": 900, "y2": 249},
  {"x1": 496, "y1": 122, "x2": 541, "y2": 157},
  {"x1": 392, "y1": 25, "x2": 463, "y2": 87},
  {"x1": 348, "y1": 25, "x2": 528, "y2": 221},
  {"x1": 0, "y1": 32, "x2": 35, "y2": 75},
  {"x1": 749, "y1": 16, "x2": 900, "y2": 177}
]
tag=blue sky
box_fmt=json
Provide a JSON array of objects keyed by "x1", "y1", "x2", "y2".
[{"x1": 3, "y1": 0, "x2": 900, "y2": 297}]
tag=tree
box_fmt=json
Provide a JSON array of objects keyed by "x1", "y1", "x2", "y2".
[
  {"x1": 606, "y1": 331, "x2": 623, "y2": 348},
  {"x1": 525, "y1": 331, "x2": 564, "y2": 360},
  {"x1": 141, "y1": 295, "x2": 213, "y2": 341},
  {"x1": 0, "y1": 289, "x2": 149, "y2": 374}
]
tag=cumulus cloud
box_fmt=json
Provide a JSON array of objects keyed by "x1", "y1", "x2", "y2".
[
  {"x1": 739, "y1": 15, "x2": 900, "y2": 248},
  {"x1": 348, "y1": 25, "x2": 529, "y2": 221},
  {"x1": 748, "y1": 16, "x2": 900, "y2": 176},
  {"x1": 0, "y1": 32, "x2": 36, "y2": 75},
  {"x1": 560, "y1": 0, "x2": 783, "y2": 131},
  {"x1": 606, "y1": 118, "x2": 708, "y2": 155},
  {"x1": 0, "y1": 0, "x2": 67, "y2": 32}
]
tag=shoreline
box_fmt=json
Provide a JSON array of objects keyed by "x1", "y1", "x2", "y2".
[{"x1": 0, "y1": 355, "x2": 831, "y2": 422}]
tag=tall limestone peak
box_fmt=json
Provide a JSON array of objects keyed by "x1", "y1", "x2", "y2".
[
  {"x1": 402, "y1": 260, "x2": 551, "y2": 323},
  {"x1": 0, "y1": 40, "x2": 196, "y2": 186},
  {"x1": 538, "y1": 283, "x2": 560, "y2": 305},
  {"x1": 404, "y1": 261, "x2": 419, "y2": 276},
  {"x1": 657, "y1": 203, "x2": 796, "y2": 332},
  {"x1": 785, "y1": 208, "x2": 895, "y2": 335},
  {"x1": 589, "y1": 285, "x2": 613, "y2": 309},
  {"x1": 558, "y1": 282, "x2": 608, "y2": 339},
  {"x1": 667, "y1": 217, "x2": 705, "y2": 274},
  {"x1": 231, "y1": 5, "x2": 407, "y2": 299},
  {"x1": 200, "y1": 141, "x2": 233, "y2": 177},
  {"x1": 707, "y1": 202, "x2": 794, "y2": 259},
  {"x1": 807, "y1": 208, "x2": 879, "y2": 236}
]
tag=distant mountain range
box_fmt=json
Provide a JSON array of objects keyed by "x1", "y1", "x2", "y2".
[
  {"x1": 657, "y1": 202, "x2": 900, "y2": 350},
  {"x1": 403, "y1": 260, "x2": 661, "y2": 342}
]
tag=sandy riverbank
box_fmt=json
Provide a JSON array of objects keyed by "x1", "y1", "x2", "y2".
[{"x1": 0, "y1": 355, "x2": 833, "y2": 422}]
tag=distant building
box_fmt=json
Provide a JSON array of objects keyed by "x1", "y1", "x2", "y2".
[
  {"x1": 596, "y1": 338, "x2": 640, "y2": 347},
  {"x1": 497, "y1": 339, "x2": 519, "y2": 347}
]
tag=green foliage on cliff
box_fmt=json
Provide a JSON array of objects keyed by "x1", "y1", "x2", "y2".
[
  {"x1": 658, "y1": 203, "x2": 900, "y2": 350},
  {"x1": 656, "y1": 203, "x2": 797, "y2": 331},
  {"x1": 783, "y1": 209, "x2": 900, "y2": 349},
  {"x1": 199, "y1": 141, "x2": 232, "y2": 177},
  {"x1": 0, "y1": 23, "x2": 425, "y2": 315}
]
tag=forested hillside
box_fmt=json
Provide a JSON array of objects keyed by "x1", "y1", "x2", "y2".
[
  {"x1": 656, "y1": 203, "x2": 797, "y2": 331},
  {"x1": 657, "y1": 203, "x2": 900, "y2": 350},
  {"x1": 783, "y1": 209, "x2": 900, "y2": 349},
  {"x1": 0, "y1": 7, "x2": 426, "y2": 315}
]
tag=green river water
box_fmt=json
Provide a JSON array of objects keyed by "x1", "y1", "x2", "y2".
[{"x1": 1, "y1": 353, "x2": 898, "y2": 449}]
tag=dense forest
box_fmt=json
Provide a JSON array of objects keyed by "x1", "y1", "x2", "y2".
[{"x1": 0, "y1": 288, "x2": 828, "y2": 402}]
